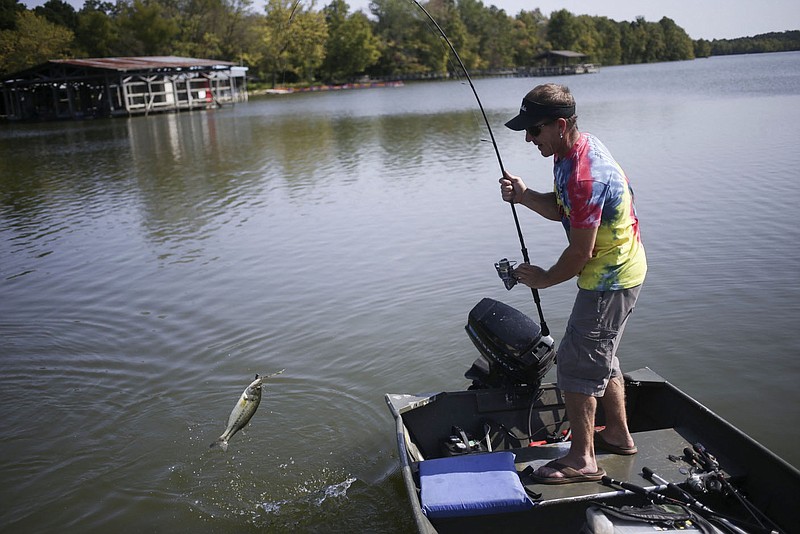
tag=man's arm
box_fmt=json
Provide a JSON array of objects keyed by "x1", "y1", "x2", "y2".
[
  {"x1": 516, "y1": 189, "x2": 561, "y2": 221},
  {"x1": 500, "y1": 172, "x2": 561, "y2": 221},
  {"x1": 514, "y1": 226, "x2": 597, "y2": 289}
]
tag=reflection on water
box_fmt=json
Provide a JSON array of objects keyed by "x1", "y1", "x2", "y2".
[{"x1": 1, "y1": 52, "x2": 799, "y2": 533}]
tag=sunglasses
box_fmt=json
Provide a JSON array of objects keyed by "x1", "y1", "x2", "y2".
[{"x1": 526, "y1": 121, "x2": 553, "y2": 137}]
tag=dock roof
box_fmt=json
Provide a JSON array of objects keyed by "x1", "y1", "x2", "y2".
[
  {"x1": 49, "y1": 56, "x2": 236, "y2": 72},
  {"x1": 535, "y1": 50, "x2": 587, "y2": 59}
]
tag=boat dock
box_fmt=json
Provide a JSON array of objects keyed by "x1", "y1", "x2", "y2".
[{"x1": 0, "y1": 56, "x2": 248, "y2": 121}]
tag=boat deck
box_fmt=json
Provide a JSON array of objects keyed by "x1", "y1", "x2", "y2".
[{"x1": 514, "y1": 427, "x2": 723, "y2": 503}]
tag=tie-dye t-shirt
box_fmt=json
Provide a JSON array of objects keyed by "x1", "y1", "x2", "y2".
[{"x1": 553, "y1": 132, "x2": 647, "y2": 291}]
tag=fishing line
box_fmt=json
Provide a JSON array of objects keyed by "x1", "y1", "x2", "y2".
[{"x1": 409, "y1": 0, "x2": 549, "y2": 336}]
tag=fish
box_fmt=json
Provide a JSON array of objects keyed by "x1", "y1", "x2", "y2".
[{"x1": 210, "y1": 369, "x2": 285, "y2": 451}]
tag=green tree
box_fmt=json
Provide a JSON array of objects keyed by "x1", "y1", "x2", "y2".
[
  {"x1": 0, "y1": 10, "x2": 73, "y2": 74},
  {"x1": 285, "y1": 6, "x2": 327, "y2": 82},
  {"x1": 230, "y1": 12, "x2": 265, "y2": 68},
  {"x1": 572, "y1": 14, "x2": 600, "y2": 57},
  {"x1": 642, "y1": 19, "x2": 665, "y2": 62},
  {"x1": 170, "y1": 0, "x2": 256, "y2": 60},
  {"x1": 511, "y1": 8, "x2": 546, "y2": 66},
  {"x1": 33, "y1": 0, "x2": 78, "y2": 32},
  {"x1": 693, "y1": 38, "x2": 712, "y2": 58},
  {"x1": 479, "y1": 5, "x2": 515, "y2": 69},
  {"x1": 620, "y1": 17, "x2": 647, "y2": 63},
  {"x1": 546, "y1": 8, "x2": 578, "y2": 50},
  {"x1": 259, "y1": 0, "x2": 327, "y2": 84},
  {"x1": 659, "y1": 16, "x2": 694, "y2": 60},
  {"x1": 216, "y1": 0, "x2": 260, "y2": 63},
  {"x1": 419, "y1": 0, "x2": 465, "y2": 74},
  {"x1": 172, "y1": 0, "x2": 228, "y2": 58},
  {"x1": 322, "y1": 0, "x2": 380, "y2": 82},
  {"x1": 369, "y1": 0, "x2": 427, "y2": 75},
  {"x1": 0, "y1": 0, "x2": 24, "y2": 31},
  {"x1": 75, "y1": 0, "x2": 118, "y2": 57},
  {"x1": 0, "y1": 0, "x2": 737, "y2": 90},
  {"x1": 454, "y1": 0, "x2": 492, "y2": 70},
  {"x1": 708, "y1": 31, "x2": 800, "y2": 56},
  {"x1": 258, "y1": 0, "x2": 297, "y2": 85},
  {"x1": 593, "y1": 16, "x2": 621, "y2": 65},
  {"x1": 116, "y1": 0, "x2": 179, "y2": 56}
]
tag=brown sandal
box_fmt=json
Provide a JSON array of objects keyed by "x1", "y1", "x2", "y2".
[
  {"x1": 529, "y1": 460, "x2": 606, "y2": 485},
  {"x1": 595, "y1": 432, "x2": 638, "y2": 455}
]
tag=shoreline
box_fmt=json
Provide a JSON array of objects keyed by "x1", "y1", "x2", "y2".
[{"x1": 252, "y1": 80, "x2": 405, "y2": 95}]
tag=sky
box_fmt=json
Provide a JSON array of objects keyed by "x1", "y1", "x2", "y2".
[
  {"x1": 469, "y1": 0, "x2": 800, "y2": 40},
  {"x1": 20, "y1": 0, "x2": 800, "y2": 41}
]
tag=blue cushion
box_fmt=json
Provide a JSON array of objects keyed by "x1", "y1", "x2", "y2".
[{"x1": 419, "y1": 452, "x2": 533, "y2": 518}]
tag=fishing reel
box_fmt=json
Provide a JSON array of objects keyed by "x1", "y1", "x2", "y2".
[
  {"x1": 495, "y1": 258, "x2": 518, "y2": 290},
  {"x1": 686, "y1": 472, "x2": 724, "y2": 494},
  {"x1": 683, "y1": 444, "x2": 725, "y2": 494}
]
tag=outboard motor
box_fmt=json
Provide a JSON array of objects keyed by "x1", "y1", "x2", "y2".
[{"x1": 465, "y1": 298, "x2": 556, "y2": 389}]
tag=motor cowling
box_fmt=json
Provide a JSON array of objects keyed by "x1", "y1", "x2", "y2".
[{"x1": 464, "y1": 298, "x2": 556, "y2": 389}]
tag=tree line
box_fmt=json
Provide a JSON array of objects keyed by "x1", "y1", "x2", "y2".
[
  {"x1": 706, "y1": 30, "x2": 800, "y2": 56},
  {"x1": 1, "y1": 0, "x2": 798, "y2": 84}
]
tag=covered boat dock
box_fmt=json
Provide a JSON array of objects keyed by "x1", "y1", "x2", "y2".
[
  {"x1": 0, "y1": 56, "x2": 248, "y2": 121},
  {"x1": 517, "y1": 50, "x2": 599, "y2": 77}
]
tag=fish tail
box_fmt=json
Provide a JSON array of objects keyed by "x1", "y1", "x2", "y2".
[{"x1": 210, "y1": 438, "x2": 229, "y2": 452}]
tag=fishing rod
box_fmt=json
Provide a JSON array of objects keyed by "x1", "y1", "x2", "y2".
[
  {"x1": 689, "y1": 443, "x2": 784, "y2": 533},
  {"x1": 641, "y1": 467, "x2": 770, "y2": 534},
  {"x1": 600, "y1": 476, "x2": 725, "y2": 534},
  {"x1": 409, "y1": 0, "x2": 549, "y2": 336}
]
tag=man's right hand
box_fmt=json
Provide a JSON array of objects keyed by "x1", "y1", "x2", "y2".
[{"x1": 500, "y1": 171, "x2": 527, "y2": 203}]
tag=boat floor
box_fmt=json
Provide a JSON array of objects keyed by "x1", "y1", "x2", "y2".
[{"x1": 512, "y1": 427, "x2": 724, "y2": 504}]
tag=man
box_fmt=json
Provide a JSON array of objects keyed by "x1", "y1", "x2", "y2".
[{"x1": 500, "y1": 83, "x2": 647, "y2": 484}]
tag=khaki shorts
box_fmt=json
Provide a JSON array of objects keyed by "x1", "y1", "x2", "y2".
[{"x1": 556, "y1": 285, "x2": 642, "y2": 397}]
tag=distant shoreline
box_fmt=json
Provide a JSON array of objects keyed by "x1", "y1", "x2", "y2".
[{"x1": 251, "y1": 80, "x2": 405, "y2": 96}]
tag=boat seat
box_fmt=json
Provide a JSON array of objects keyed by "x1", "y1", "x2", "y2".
[{"x1": 419, "y1": 451, "x2": 534, "y2": 519}]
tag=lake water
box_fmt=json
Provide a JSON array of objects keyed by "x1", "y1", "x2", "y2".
[{"x1": 1, "y1": 51, "x2": 799, "y2": 533}]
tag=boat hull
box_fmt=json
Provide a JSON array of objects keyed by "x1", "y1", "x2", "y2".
[{"x1": 386, "y1": 368, "x2": 800, "y2": 533}]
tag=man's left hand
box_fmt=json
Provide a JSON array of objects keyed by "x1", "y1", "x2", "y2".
[{"x1": 514, "y1": 263, "x2": 550, "y2": 289}]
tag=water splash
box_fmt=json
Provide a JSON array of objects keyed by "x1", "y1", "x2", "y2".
[{"x1": 315, "y1": 476, "x2": 357, "y2": 506}]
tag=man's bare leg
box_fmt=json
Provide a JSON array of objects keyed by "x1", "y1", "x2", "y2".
[
  {"x1": 597, "y1": 376, "x2": 635, "y2": 450},
  {"x1": 533, "y1": 391, "x2": 599, "y2": 478}
]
